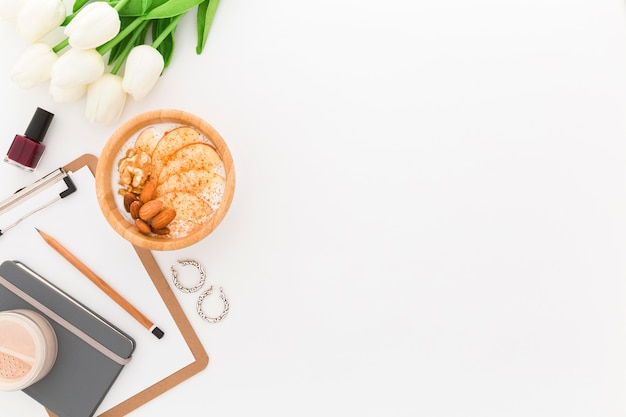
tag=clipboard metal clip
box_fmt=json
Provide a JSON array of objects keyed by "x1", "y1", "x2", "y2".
[{"x1": 0, "y1": 168, "x2": 77, "y2": 236}]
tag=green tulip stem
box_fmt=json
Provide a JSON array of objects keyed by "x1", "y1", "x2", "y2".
[
  {"x1": 98, "y1": 16, "x2": 146, "y2": 55},
  {"x1": 110, "y1": 20, "x2": 150, "y2": 75},
  {"x1": 52, "y1": 38, "x2": 69, "y2": 54},
  {"x1": 152, "y1": 14, "x2": 185, "y2": 49}
]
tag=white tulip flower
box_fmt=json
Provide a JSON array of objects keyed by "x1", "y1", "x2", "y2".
[
  {"x1": 0, "y1": 0, "x2": 26, "y2": 21},
  {"x1": 11, "y1": 42, "x2": 57, "y2": 88},
  {"x1": 65, "y1": 2, "x2": 121, "y2": 50},
  {"x1": 122, "y1": 45, "x2": 164, "y2": 100},
  {"x1": 15, "y1": 0, "x2": 65, "y2": 43},
  {"x1": 85, "y1": 74, "x2": 127, "y2": 124},
  {"x1": 50, "y1": 48, "x2": 104, "y2": 89},
  {"x1": 49, "y1": 82, "x2": 86, "y2": 103}
]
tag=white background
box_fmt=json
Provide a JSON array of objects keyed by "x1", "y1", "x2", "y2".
[{"x1": 0, "y1": 0, "x2": 626, "y2": 416}]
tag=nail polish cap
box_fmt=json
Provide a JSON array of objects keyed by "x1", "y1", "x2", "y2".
[{"x1": 24, "y1": 108, "x2": 54, "y2": 144}]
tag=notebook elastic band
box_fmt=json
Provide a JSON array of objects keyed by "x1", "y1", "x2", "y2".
[{"x1": 0, "y1": 274, "x2": 131, "y2": 366}]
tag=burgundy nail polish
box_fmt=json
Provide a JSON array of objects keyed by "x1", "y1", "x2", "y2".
[{"x1": 4, "y1": 107, "x2": 54, "y2": 172}]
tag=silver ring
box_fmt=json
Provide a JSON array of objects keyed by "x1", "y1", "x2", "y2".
[
  {"x1": 196, "y1": 286, "x2": 230, "y2": 323},
  {"x1": 170, "y1": 259, "x2": 206, "y2": 293}
]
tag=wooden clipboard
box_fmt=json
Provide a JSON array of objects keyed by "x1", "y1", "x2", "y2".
[{"x1": 44, "y1": 154, "x2": 209, "y2": 417}]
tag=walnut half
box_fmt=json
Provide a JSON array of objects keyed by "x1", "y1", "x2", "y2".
[{"x1": 117, "y1": 147, "x2": 152, "y2": 194}]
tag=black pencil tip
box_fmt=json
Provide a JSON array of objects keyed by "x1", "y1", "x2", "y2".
[{"x1": 152, "y1": 327, "x2": 164, "y2": 339}]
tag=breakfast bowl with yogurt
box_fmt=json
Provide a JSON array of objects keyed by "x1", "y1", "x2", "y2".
[{"x1": 95, "y1": 109, "x2": 235, "y2": 251}]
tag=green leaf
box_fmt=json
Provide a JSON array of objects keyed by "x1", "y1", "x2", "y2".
[
  {"x1": 152, "y1": 18, "x2": 177, "y2": 69},
  {"x1": 138, "y1": 21, "x2": 152, "y2": 45},
  {"x1": 118, "y1": 0, "x2": 158, "y2": 16},
  {"x1": 145, "y1": 0, "x2": 204, "y2": 19},
  {"x1": 161, "y1": 37, "x2": 175, "y2": 69},
  {"x1": 72, "y1": 0, "x2": 90, "y2": 13},
  {"x1": 141, "y1": 0, "x2": 152, "y2": 14},
  {"x1": 196, "y1": 0, "x2": 220, "y2": 54}
]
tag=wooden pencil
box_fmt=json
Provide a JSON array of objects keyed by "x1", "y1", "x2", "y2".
[{"x1": 36, "y1": 228, "x2": 164, "y2": 339}]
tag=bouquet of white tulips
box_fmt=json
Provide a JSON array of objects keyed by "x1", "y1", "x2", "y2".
[{"x1": 1, "y1": 0, "x2": 220, "y2": 124}]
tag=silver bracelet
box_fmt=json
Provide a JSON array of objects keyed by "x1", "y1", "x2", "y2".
[
  {"x1": 170, "y1": 259, "x2": 206, "y2": 293},
  {"x1": 196, "y1": 286, "x2": 230, "y2": 323}
]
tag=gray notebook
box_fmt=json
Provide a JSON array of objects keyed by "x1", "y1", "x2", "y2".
[{"x1": 0, "y1": 260, "x2": 136, "y2": 417}]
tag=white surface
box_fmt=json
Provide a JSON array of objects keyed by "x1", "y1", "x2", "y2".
[{"x1": 0, "y1": 1, "x2": 625, "y2": 416}]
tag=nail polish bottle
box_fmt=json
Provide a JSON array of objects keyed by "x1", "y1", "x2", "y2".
[{"x1": 4, "y1": 107, "x2": 54, "y2": 172}]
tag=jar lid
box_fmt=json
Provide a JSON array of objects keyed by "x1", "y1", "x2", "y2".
[{"x1": 0, "y1": 310, "x2": 58, "y2": 391}]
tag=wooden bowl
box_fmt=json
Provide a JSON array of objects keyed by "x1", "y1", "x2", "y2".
[{"x1": 95, "y1": 109, "x2": 235, "y2": 251}]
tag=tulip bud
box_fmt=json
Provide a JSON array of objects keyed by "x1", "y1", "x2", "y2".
[
  {"x1": 65, "y1": 2, "x2": 121, "y2": 50},
  {"x1": 49, "y1": 82, "x2": 86, "y2": 103},
  {"x1": 85, "y1": 74, "x2": 127, "y2": 124},
  {"x1": 15, "y1": 0, "x2": 65, "y2": 43},
  {"x1": 50, "y1": 48, "x2": 104, "y2": 89},
  {"x1": 0, "y1": 0, "x2": 26, "y2": 21},
  {"x1": 122, "y1": 45, "x2": 164, "y2": 100},
  {"x1": 11, "y1": 42, "x2": 57, "y2": 89}
]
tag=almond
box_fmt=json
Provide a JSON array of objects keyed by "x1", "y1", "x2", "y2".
[
  {"x1": 135, "y1": 218, "x2": 152, "y2": 234},
  {"x1": 139, "y1": 199, "x2": 163, "y2": 220},
  {"x1": 150, "y1": 208, "x2": 176, "y2": 230},
  {"x1": 123, "y1": 192, "x2": 138, "y2": 212},
  {"x1": 139, "y1": 181, "x2": 156, "y2": 203},
  {"x1": 152, "y1": 227, "x2": 171, "y2": 235},
  {"x1": 129, "y1": 200, "x2": 142, "y2": 219}
]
